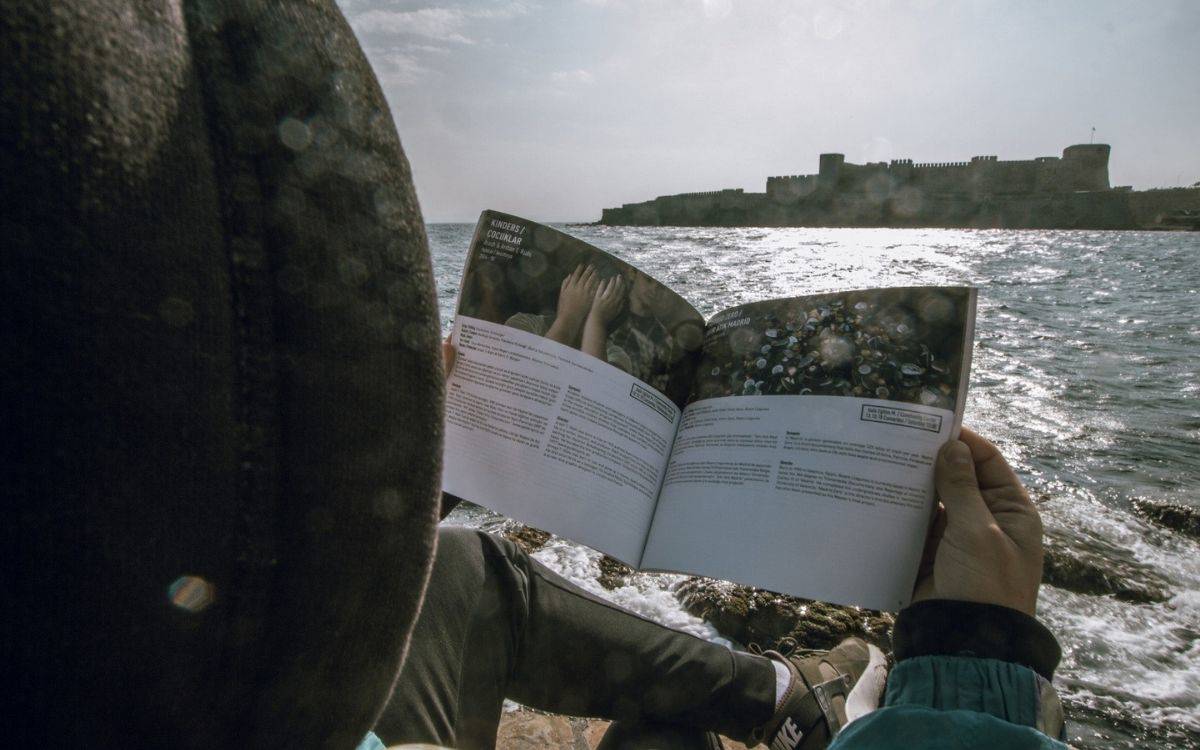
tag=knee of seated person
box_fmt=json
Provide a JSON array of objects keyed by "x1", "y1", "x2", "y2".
[
  {"x1": 433, "y1": 525, "x2": 528, "y2": 575},
  {"x1": 429, "y1": 525, "x2": 537, "y2": 597},
  {"x1": 433, "y1": 525, "x2": 487, "y2": 566},
  {"x1": 420, "y1": 526, "x2": 484, "y2": 588},
  {"x1": 428, "y1": 526, "x2": 532, "y2": 624}
]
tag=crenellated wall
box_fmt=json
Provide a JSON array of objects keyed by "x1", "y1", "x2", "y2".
[
  {"x1": 756, "y1": 144, "x2": 1112, "y2": 203},
  {"x1": 599, "y1": 144, "x2": 1197, "y2": 229},
  {"x1": 766, "y1": 174, "x2": 818, "y2": 201}
]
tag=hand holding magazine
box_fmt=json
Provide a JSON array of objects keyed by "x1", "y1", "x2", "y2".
[{"x1": 443, "y1": 210, "x2": 976, "y2": 611}]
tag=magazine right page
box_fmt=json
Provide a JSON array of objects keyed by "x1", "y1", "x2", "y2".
[{"x1": 640, "y1": 286, "x2": 976, "y2": 611}]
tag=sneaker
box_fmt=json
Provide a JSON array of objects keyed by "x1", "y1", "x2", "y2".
[{"x1": 751, "y1": 637, "x2": 874, "y2": 750}]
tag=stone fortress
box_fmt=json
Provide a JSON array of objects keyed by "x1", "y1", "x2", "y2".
[{"x1": 599, "y1": 144, "x2": 1200, "y2": 229}]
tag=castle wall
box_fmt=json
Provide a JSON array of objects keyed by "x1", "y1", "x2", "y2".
[
  {"x1": 755, "y1": 144, "x2": 1112, "y2": 203},
  {"x1": 766, "y1": 174, "x2": 818, "y2": 201},
  {"x1": 618, "y1": 188, "x2": 763, "y2": 227},
  {"x1": 630, "y1": 201, "x2": 660, "y2": 225},
  {"x1": 907, "y1": 161, "x2": 975, "y2": 196},
  {"x1": 987, "y1": 159, "x2": 1044, "y2": 194},
  {"x1": 597, "y1": 144, "x2": 1194, "y2": 230},
  {"x1": 599, "y1": 188, "x2": 1177, "y2": 229},
  {"x1": 1127, "y1": 187, "x2": 1200, "y2": 226}
]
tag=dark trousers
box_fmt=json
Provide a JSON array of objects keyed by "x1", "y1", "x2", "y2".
[{"x1": 374, "y1": 526, "x2": 776, "y2": 749}]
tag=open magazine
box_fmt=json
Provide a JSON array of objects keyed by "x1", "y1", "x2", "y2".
[{"x1": 443, "y1": 210, "x2": 976, "y2": 611}]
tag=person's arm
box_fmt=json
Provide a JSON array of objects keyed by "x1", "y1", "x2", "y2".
[
  {"x1": 831, "y1": 428, "x2": 1066, "y2": 748},
  {"x1": 581, "y1": 276, "x2": 625, "y2": 361},
  {"x1": 544, "y1": 264, "x2": 599, "y2": 348}
]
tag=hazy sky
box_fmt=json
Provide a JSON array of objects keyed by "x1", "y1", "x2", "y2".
[{"x1": 339, "y1": 0, "x2": 1200, "y2": 222}]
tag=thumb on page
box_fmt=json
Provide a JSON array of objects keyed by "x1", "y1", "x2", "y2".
[
  {"x1": 935, "y1": 440, "x2": 992, "y2": 534},
  {"x1": 918, "y1": 434, "x2": 1043, "y2": 614}
]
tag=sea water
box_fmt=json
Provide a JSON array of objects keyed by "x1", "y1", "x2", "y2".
[{"x1": 428, "y1": 224, "x2": 1200, "y2": 748}]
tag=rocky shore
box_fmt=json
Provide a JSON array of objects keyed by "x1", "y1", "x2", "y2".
[
  {"x1": 674, "y1": 578, "x2": 894, "y2": 652},
  {"x1": 1132, "y1": 498, "x2": 1200, "y2": 540},
  {"x1": 1041, "y1": 524, "x2": 1172, "y2": 604},
  {"x1": 503, "y1": 509, "x2": 1184, "y2": 643},
  {"x1": 494, "y1": 508, "x2": 1197, "y2": 749}
]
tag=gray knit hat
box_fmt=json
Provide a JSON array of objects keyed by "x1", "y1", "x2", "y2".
[{"x1": 1, "y1": 1, "x2": 443, "y2": 747}]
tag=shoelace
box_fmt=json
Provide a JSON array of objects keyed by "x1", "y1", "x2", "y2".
[{"x1": 747, "y1": 636, "x2": 824, "y2": 660}]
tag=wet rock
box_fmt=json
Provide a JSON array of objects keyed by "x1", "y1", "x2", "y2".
[
  {"x1": 597, "y1": 555, "x2": 633, "y2": 590},
  {"x1": 1042, "y1": 526, "x2": 1172, "y2": 604},
  {"x1": 1132, "y1": 498, "x2": 1200, "y2": 540},
  {"x1": 1059, "y1": 694, "x2": 1200, "y2": 750},
  {"x1": 674, "y1": 578, "x2": 894, "y2": 651},
  {"x1": 504, "y1": 524, "x2": 551, "y2": 554}
]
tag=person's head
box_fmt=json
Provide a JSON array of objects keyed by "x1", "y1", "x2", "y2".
[{"x1": 3, "y1": 2, "x2": 443, "y2": 746}]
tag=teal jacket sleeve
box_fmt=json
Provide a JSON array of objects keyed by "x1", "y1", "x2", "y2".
[
  {"x1": 830, "y1": 600, "x2": 1068, "y2": 750},
  {"x1": 355, "y1": 731, "x2": 385, "y2": 750},
  {"x1": 830, "y1": 657, "x2": 1067, "y2": 749}
]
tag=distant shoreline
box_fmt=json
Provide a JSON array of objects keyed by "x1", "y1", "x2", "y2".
[{"x1": 598, "y1": 145, "x2": 1200, "y2": 231}]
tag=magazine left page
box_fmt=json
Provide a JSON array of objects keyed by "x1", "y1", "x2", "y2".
[{"x1": 443, "y1": 211, "x2": 705, "y2": 566}]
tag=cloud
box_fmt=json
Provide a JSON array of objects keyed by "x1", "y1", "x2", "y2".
[
  {"x1": 371, "y1": 50, "x2": 430, "y2": 85},
  {"x1": 350, "y1": 2, "x2": 535, "y2": 85},
  {"x1": 700, "y1": 0, "x2": 731, "y2": 20},
  {"x1": 407, "y1": 43, "x2": 453, "y2": 55},
  {"x1": 348, "y1": 2, "x2": 532, "y2": 44},
  {"x1": 550, "y1": 69, "x2": 595, "y2": 85},
  {"x1": 351, "y1": 7, "x2": 474, "y2": 43}
]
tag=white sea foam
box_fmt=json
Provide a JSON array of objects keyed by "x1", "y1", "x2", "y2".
[{"x1": 530, "y1": 538, "x2": 730, "y2": 645}]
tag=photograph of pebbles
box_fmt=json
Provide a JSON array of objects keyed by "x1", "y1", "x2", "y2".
[{"x1": 690, "y1": 287, "x2": 972, "y2": 410}]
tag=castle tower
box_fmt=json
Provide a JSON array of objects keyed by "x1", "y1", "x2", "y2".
[
  {"x1": 818, "y1": 153, "x2": 845, "y2": 191},
  {"x1": 1061, "y1": 144, "x2": 1111, "y2": 191}
]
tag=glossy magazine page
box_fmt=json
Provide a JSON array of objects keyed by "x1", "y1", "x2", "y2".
[
  {"x1": 442, "y1": 211, "x2": 704, "y2": 565},
  {"x1": 642, "y1": 287, "x2": 976, "y2": 610}
]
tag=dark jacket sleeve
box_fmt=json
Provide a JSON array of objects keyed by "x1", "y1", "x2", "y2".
[{"x1": 892, "y1": 599, "x2": 1061, "y2": 681}]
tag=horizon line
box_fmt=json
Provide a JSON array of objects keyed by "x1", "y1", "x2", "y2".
[{"x1": 426, "y1": 218, "x2": 591, "y2": 225}]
